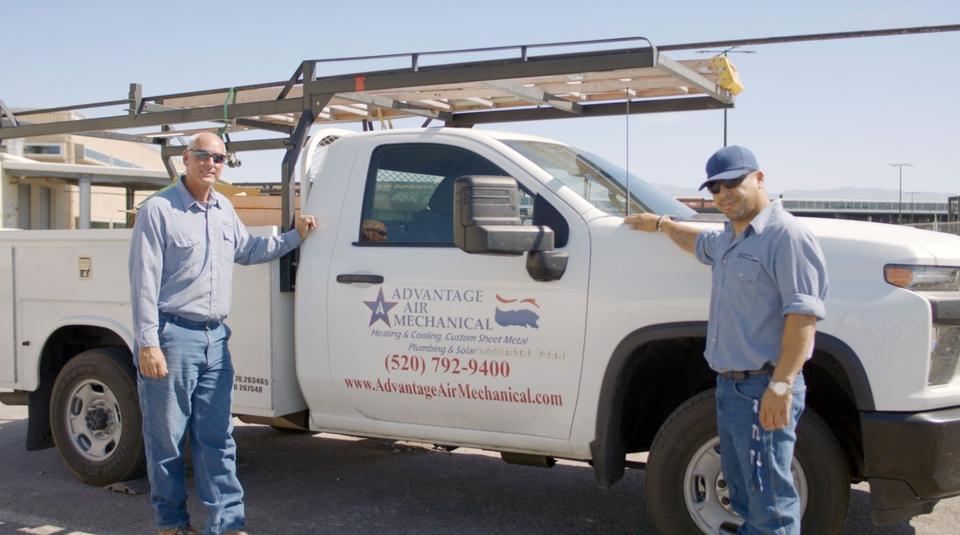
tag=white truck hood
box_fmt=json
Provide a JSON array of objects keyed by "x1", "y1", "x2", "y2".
[{"x1": 799, "y1": 217, "x2": 960, "y2": 267}]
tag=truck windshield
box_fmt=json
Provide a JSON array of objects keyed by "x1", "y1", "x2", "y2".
[{"x1": 503, "y1": 140, "x2": 696, "y2": 218}]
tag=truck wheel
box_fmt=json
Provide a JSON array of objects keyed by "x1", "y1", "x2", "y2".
[
  {"x1": 49, "y1": 348, "x2": 146, "y2": 486},
  {"x1": 645, "y1": 389, "x2": 849, "y2": 534}
]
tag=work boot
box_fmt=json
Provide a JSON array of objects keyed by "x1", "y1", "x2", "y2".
[{"x1": 158, "y1": 526, "x2": 197, "y2": 535}]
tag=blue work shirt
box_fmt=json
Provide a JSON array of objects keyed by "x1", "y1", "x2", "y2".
[
  {"x1": 129, "y1": 177, "x2": 301, "y2": 347},
  {"x1": 694, "y1": 200, "x2": 828, "y2": 372}
]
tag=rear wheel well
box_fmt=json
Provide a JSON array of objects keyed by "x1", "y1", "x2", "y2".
[{"x1": 26, "y1": 325, "x2": 129, "y2": 451}]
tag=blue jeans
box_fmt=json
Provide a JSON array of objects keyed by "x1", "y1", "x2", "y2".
[
  {"x1": 716, "y1": 373, "x2": 806, "y2": 535},
  {"x1": 136, "y1": 317, "x2": 244, "y2": 535}
]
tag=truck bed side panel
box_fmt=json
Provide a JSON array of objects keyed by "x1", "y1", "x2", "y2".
[{"x1": 0, "y1": 246, "x2": 15, "y2": 385}]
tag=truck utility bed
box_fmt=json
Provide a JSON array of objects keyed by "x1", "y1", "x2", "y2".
[{"x1": 0, "y1": 228, "x2": 303, "y2": 417}]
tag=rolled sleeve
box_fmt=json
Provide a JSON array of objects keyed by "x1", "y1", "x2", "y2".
[
  {"x1": 775, "y1": 228, "x2": 829, "y2": 321},
  {"x1": 695, "y1": 229, "x2": 722, "y2": 266},
  {"x1": 782, "y1": 293, "x2": 826, "y2": 319}
]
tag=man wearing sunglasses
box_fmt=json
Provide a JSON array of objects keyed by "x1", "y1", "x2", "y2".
[
  {"x1": 129, "y1": 132, "x2": 317, "y2": 535},
  {"x1": 625, "y1": 145, "x2": 827, "y2": 534}
]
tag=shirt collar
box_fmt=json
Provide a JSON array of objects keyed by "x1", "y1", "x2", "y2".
[
  {"x1": 748, "y1": 199, "x2": 782, "y2": 235},
  {"x1": 175, "y1": 175, "x2": 222, "y2": 210},
  {"x1": 722, "y1": 199, "x2": 782, "y2": 237}
]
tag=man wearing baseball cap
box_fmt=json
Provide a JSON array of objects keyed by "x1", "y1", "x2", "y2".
[{"x1": 625, "y1": 145, "x2": 828, "y2": 533}]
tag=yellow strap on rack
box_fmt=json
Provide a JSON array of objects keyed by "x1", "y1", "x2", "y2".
[{"x1": 709, "y1": 56, "x2": 744, "y2": 95}]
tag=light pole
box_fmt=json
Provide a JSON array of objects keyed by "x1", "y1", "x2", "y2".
[
  {"x1": 889, "y1": 163, "x2": 914, "y2": 224},
  {"x1": 697, "y1": 46, "x2": 755, "y2": 147}
]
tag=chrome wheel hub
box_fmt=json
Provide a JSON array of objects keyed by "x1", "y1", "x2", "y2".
[
  {"x1": 66, "y1": 379, "x2": 122, "y2": 461},
  {"x1": 683, "y1": 437, "x2": 808, "y2": 533}
]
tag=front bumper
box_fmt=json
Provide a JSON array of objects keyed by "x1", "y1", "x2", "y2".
[{"x1": 861, "y1": 405, "x2": 960, "y2": 524}]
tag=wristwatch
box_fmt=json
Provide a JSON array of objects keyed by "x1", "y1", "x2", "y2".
[
  {"x1": 768, "y1": 380, "x2": 791, "y2": 396},
  {"x1": 656, "y1": 215, "x2": 676, "y2": 232}
]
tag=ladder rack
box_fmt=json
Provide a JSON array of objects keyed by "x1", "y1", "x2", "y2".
[{"x1": 0, "y1": 36, "x2": 736, "y2": 291}]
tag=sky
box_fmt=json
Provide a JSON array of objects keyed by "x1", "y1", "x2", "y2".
[{"x1": 1, "y1": 1, "x2": 958, "y2": 199}]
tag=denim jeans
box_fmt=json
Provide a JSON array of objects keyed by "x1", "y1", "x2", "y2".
[
  {"x1": 137, "y1": 317, "x2": 244, "y2": 535},
  {"x1": 716, "y1": 373, "x2": 806, "y2": 535}
]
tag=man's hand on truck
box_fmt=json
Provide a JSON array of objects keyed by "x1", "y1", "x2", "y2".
[
  {"x1": 296, "y1": 215, "x2": 317, "y2": 240},
  {"x1": 138, "y1": 346, "x2": 168, "y2": 378}
]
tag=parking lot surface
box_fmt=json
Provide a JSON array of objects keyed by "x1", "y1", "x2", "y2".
[{"x1": 1, "y1": 404, "x2": 957, "y2": 534}]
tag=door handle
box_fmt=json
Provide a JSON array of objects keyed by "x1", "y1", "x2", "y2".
[{"x1": 336, "y1": 274, "x2": 384, "y2": 284}]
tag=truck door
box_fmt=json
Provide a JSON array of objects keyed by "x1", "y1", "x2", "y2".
[
  {"x1": 0, "y1": 246, "x2": 15, "y2": 385},
  {"x1": 326, "y1": 141, "x2": 589, "y2": 440}
]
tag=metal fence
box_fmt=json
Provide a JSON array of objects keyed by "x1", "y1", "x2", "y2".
[{"x1": 908, "y1": 221, "x2": 960, "y2": 235}]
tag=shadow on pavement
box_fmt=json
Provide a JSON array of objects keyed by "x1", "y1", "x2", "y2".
[
  {"x1": 231, "y1": 424, "x2": 650, "y2": 534},
  {"x1": 841, "y1": 487, "x2": 916, "y2": 535},
  {"x1": 0, "y1": 414, "x2": 944, "y2": 534}
]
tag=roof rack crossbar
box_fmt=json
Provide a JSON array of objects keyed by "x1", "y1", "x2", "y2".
[{"x1": 304, "y1": 36, "x2": 655, "y2": 65}]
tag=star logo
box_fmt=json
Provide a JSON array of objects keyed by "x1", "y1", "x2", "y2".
[{"x1": 364, "y1": 288, "x2": 398, "y2": 327}]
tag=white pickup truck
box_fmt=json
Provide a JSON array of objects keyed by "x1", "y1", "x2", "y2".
[{"x1": 2, "y1": 127, "x2": 959, "y2": 534}]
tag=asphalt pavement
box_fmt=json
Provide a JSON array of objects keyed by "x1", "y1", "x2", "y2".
[{"x1": 1, "y1": 404, "x2": 957, "y2": 534}]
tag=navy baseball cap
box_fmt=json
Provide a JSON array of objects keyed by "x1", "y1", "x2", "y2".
[{"x1": 698, "y1": 145, "x2": 759, "y2": 191}]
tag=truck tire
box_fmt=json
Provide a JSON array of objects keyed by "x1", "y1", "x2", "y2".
[
  {"x1": 645, "y1": 389, "x2": 849, "y2": 534},
  {"x1": 49, "y1": 348, "x2": 146, "y2": 486}
]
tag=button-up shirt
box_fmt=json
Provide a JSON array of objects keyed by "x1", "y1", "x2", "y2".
[
  {"x1": 129, "y1": 177, "x2": 301, "y2": 347},
  {"x1": 694, "y1": 200, "x2": 828, "y2": 372}
]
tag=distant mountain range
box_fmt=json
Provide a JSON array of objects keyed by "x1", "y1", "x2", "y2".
[{"x1": 653, "y1": 184, "x2": 952, "y2": 202}]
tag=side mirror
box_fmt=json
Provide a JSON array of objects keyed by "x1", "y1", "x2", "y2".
[
  {"x1": 453, "y1": 176, "x2": 554, "y2": 255},
  {"x1": 453, "y1": 176, "x2": 568, "y2": 282}
]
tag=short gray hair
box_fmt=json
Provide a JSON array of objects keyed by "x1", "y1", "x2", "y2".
[
  {"x1": 186, "y1": 134, "x2": 202, "y2": 150},
  {"x1": 186, "y1": 132, "x2": 224, "y2": 151}
]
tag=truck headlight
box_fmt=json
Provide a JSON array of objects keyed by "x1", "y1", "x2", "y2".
[
  {"x1": 929, "y1": 325, "x2": 960, "y2": 386},
  {"x1": 885, "y1": 264, "x2": 960, "y2": 292}
]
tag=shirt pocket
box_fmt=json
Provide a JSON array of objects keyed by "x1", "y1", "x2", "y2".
[
  {"x1": 730, "y1": 258, "x2": 761, "y2": 284},
  {"x1": 168, "y1": 231, "x2": 202, "y2": 269}
]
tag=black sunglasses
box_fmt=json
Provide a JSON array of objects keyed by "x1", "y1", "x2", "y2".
[
  {"x1": 707, "y1": 172, "x2": 751, "y2": 195},
  {"x1": 190, "y1": 149, "x2": 227, "y2": 164}
]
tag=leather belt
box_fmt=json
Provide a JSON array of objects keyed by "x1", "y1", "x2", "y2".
[
  {"x1": 717, "y1": 363, "x2": 775, "y2": 381},
  {"x1": 160, "y1": 312, "x2": 223, "y2": 331}
]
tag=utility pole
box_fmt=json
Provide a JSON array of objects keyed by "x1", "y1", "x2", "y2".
[
  {"x1": 889, "y1": 163, "x2": 914, "y2": 224},
  {"x1": 697, "y1": 46, "x2": 754, "y2": 147}
]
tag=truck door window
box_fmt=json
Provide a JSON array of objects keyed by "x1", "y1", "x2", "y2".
[{"x1": 360, "y1": 144, "x2": 516, "y2": 246}]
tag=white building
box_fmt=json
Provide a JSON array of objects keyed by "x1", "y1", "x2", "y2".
[{"x1": 0, "y1": 111, "x2": 176, "y2": 229}]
